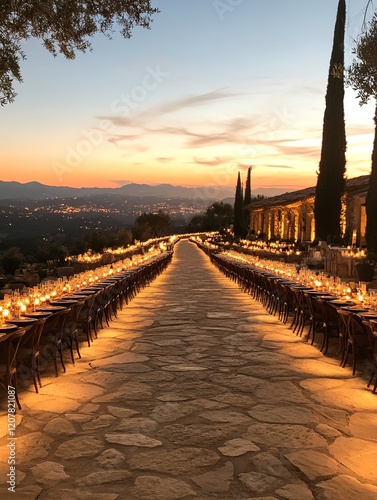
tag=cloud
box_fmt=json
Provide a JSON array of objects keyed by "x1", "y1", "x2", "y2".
[
  {"x1": 107, "y1": 134, "x2": 143, "y2": 145},
  {"x1": 274, "y1": 144, "x2": 320, "y2": 158},
  {"x1": 98, "y1": 99, "x2": 320, "y2": 160},
  {"x1": 156, "y1": 157, "x2": 174, "y2": 163},
  {"x1": 106, "y1": 134, "x2": 148, "y2": 153},
  {"x1": 98, "y1": 116, "x2": 134, "y2": 127},
  {"x1": 193, "y1": 156, "x2": 234, "y2": 167},
  {"x1": 256, "y1": 164, "x2": 295, "y2": 169},
  {"x1": 143, "y1": 117, "x2": 259, "y2": 149},
  {"x1": 346, "y1": 124, "x2": 374, "y2": 136},
  {"x1": 257, "y1": 137, "x2": 320, "y2": 159},
  {"x1": 356, "y1": 167, "x2": 372, "y2": 173},
  {"x1": 236, "y1": 163, "x2": 253, "y2": 171},
  {"x1": 139, "y1": 88, "x2": 240, "y2": 117},
  {"x1": 96, "y1": 88, "x2": 241, "y2": 135}
]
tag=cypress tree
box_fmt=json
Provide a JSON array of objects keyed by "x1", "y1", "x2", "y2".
[
  {"x1": 244, "y1": 167, "x2": 252, "y2": 206},
  {"x1": 233, "y1": 172, "x2": 244, "y2": 238},
  {"x1": 314, "y1": 0, "x2": 346, "y2": 243},
  {"x1": 242, "y1": 167, "x2": 252, "y2": 237}
]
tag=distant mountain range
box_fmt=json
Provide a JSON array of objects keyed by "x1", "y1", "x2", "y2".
[{"x1": 0, "y1": 180, "x2": 292, "y2": 202}]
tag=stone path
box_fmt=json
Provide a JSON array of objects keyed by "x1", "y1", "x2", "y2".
[{"x1": 1, "y1": 239, "x2": 377, "y2": 499}]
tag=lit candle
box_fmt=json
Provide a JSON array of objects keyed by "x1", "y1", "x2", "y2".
[{"x1": 2, "y1": 308, "x2": 10, "y2": 323}]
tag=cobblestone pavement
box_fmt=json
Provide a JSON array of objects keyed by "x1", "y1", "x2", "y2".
[{"x1": 1, "y1": 239, "x2": 377, "y2": 499}]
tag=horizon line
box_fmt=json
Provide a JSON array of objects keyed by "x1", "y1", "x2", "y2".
[{"x1": 0, "y1": 179, "x2": 304, "y2": 192}]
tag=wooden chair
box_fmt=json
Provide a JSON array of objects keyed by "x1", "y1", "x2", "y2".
[
  {"x1": 279, "y1": 283, "x2": 295, "y2": 324},
  {"x1": 0, "y1": 328, "x2": 26, "y2": 409},
  {"x1": 362, "y1": 319, "x2": 377, "y2": 392},
  {"x1": 304, "y1": 293, "x2": 325, "y2": 345},
  {"x1": 62, "y1": 299, "x2": 85, "y2": 363},
  {"x1": 291, "y1": 288, "x2": 309, "y2": 337},
  {"x1": 17, "y1": 317, "x2": 48, "y2": 393},
  {"x1": 77, "y1": 293, "x2": 97, "y2": 346},
  {"x1": 320, "y1": 300, "x2": 340, "y2": 354},
  {"x1": 39, "y1": 308, "x2": 72, "y2": 377},
  {"x1": 340, "y1": 311, "x2": 371, "y2": 375},
  {"x1": 336, "y1": 308, "x2": 352, "y2": 367}
]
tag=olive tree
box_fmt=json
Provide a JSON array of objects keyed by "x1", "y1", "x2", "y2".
[
  {"x1": 0, "y1": 0, "x2": 159, "y2": 105},
  {"x1": 348, "y1": 12, "x2": 377, "y2": 255}
]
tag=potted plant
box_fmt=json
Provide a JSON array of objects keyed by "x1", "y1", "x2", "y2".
[{"x1": 355, "y1": 252, "x2": 377, "y2": 282}]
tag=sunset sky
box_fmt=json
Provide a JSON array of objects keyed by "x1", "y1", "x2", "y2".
[{"x1": 1, "y1": 0, "x2": 376, "y2": 193}]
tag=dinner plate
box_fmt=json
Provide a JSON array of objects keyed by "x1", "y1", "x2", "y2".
[
  {"x1": 359, "y1": 312, "x2": 377, "y2": 318},
  {"x1": 329, "y1": 300, "x2": 355, "y2": 305},
  {"x1": 6, "y1": 317, "x2": 38, "y2": 325},
  {"x1": 61, "y1": 295, "x2": 87, "y2": 299},
  {"x1": 81, "y1": 286, "x2": 106, "y2": 290},
  {"x1": 36, "y1": 305, "x2": 67, "y2": 311},
  {"x1": 0, "y1": 323, "x2": 19, "y2": 332},
  {"x1": 23, "y1": 311, "x2": 52, "y2": 318},
  {"x1": 49, "y1": 299, "x2": 78, "y2": 305},
  {"x1": 341, "y1": 307, "x2": 369, "y2": 313}
]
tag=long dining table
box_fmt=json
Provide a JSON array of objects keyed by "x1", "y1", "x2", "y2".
[
  {"x1": 0, "y1": 250, "x2": 174, "y2": 409},
  {"x1": 207, "y1": 250, "x2": 377, "y2": 391}
]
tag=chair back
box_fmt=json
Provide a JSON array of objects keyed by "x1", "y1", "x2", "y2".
[
  {"x1": 64, "y1": 299, "x2": 85, "y2": 335},
  {"x1": 19, "y1": 317, "x2": 48, "y2": 353},
  {"x1": 323, "y1": 301, "x2": 340, "y2": 327},
  {"x1": 0, "y1": 328, "x2": 26, "y2": 376},
  {"x1": 41, "y1": 307, "x2": 71, "y2": 342},
  {"x1": 362, "y1": 320, "x2": 377, "y2": 354},
  {"x1": 348, "y1": 313, "x2": 368, "y2": 341},
  {"x1": 336, "y1": 308, "x2": 352, "y2": 338}
]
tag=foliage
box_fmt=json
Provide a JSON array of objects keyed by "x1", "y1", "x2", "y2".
[
  {"x1": 114, "y1": 227, "x2": 133, "y2": 247},
  {"x1": 203, "y1": 202, "x2": 233, "y2": 231},
  {"x1": 68, "y1": 237, "x2": 89, "y2": 256},
  {"x1": 186, "y1": 202, "x2": 233, "y2": 233},
  {"x1": 186, "y1": 215, "x2": 205, "y2": 233},
  {"x1": 244, "y1": 167, "x2": 252, "y2": 206},
  {"x1": 314, "y1": 0, "x2": 346, "y2": 243},
  {"x1": 367, "y1": 118, "x2": 377, "y2": 254},
  {"x1": 132, "y1": 221, "x2": 154, "y2": 242},
  {"x1": 133, "y1": 211, "x2": 171, "y2": 241},
  {"x1": 36, "y1": 239, "x2": 68, "y2": 263},
  {"x1": 347, "y1": 13, "x2": 377, "y2": 105},
  {"x1": 0, "y1": 0, "x2": 159, "y2": 105},
  {"x1": 233, "y1": 172, "x2": 245, "y2": 238},
  {"x1": 347, "y1": 13, "x2": 377, "y2": 254},
  {"x1": 242, "y1": 167, "x2": 252, "y2": 237},
  {"x1": 84, "y1": 231, "x2": 106, "y2": 253},
  {"x1": 0, "y1": 247, "x2": 25, "y2": 275}
]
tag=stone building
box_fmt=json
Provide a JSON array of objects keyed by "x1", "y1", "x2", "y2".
[{"x1": 246, "y1": 175, "x2": 369, "y2": 245}]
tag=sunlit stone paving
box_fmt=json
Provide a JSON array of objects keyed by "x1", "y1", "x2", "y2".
[{"x1": 1, "y1": 239, "x2": 377, "y2": 499}]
